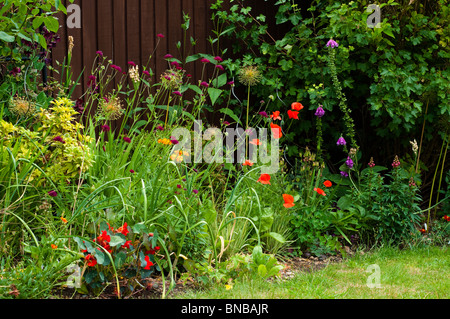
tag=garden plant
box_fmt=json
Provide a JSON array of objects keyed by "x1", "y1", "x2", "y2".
[{"x1": 0, "y1": 0, "x2": 449, "y2": 300}]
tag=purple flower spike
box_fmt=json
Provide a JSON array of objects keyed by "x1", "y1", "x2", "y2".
[
  {"x1": 336, "y1": 136, "x2": 346, "y2": 146},
  {"x1": 315, "y1": 105, "x2": 325, "y2": 118},
  {"x1": 345, "y1": 156, "x2": 354, "y2": 169},
  {"x1": 340, "y1": 171, "x2": 349, "y2": 178},
  {"x1": 326, "y1": 39, "x2": 339, "y2": 48}
]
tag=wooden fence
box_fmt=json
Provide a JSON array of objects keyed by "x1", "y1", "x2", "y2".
[{"x1": 51, "y1": 0, "x2": 225, "y2": 102}]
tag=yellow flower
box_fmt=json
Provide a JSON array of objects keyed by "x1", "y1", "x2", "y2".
[
  {"x1": 238, "y1": 65, "x2": 262, "y2": 86},
  {"x1": 225, "y1": 284, "x2": 233, "y2": 290},
  {"x1": 158, "y1": 138, "x2": 172, "y2": 145},
  {"x1": 9, "y1": 97, "x2": 35, "y2": 117},
  {"x1": 98, "y1": 96, "x2": 124, "y2": 121},
  {"x1": 170, "y1": 149, "x2": 189, "y2": 163}
]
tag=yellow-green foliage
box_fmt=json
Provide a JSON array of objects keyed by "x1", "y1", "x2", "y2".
[{"x1": 1, "y1": 97, "x2": 95, "y2": 182}]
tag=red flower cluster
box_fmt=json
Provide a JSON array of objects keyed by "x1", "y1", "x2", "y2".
[{"x1": 443, "y1": 215, "x2": 450, "y2": 222}]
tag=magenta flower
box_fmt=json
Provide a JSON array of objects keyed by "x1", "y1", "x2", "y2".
[
  {"x1": 157, "y1": 33, "x2": 165, "y2": 38},
  {"x1": 130, "y1": 169, "x2": 135, "y2": 173},
  {"x1": 173, "y1": 91, "x2": 182, "y2": 97},
  {"x1": 128, "y1": 61, "x2": 136, "y2": 67},
  {"x1": 96, "y1": 51, "x2": 103, "y2": 57},
  {"x1": 9, "y1": 67, "x2": 21, "y2": 76},
  {"x1": 155, "y1": 125, "x2": 164, "y2": 131},
  {"x1": 170, "y1": 61, "x2": 180, "y2": 68},
  {"x1": 177, "y1": 184, "x2": 182, "y2": 189},
  {"x1": 123, "y1": 136, "x2": 131, "y2": 143},
  {"x1": 227, "y1": 81, "x2": 235, "y2": 86},
  {"x1": 315, "y1": 105, "x2": 325, "y2": 118},
  {"x1": 200, "y1": 81, "x2": 209, "y2": 87},
  {"x1": 87, "y1": 75, "x2": 96, "y2": 87},
  {"x1": 201, "y1": 58, "x2": 210, "y2": 63},
  {"x1": 48, "y1": 190, "x2": 58, "y2": 197},
  {"x1": 101, "y1": 124, "x2": 110, "y2": 132},
  {"x1": 213, "y1": 56, "x2": 223, "y2": 62},
  {"x1": 164, "y1": 54, "x2": 173, "y2": 59},
  {"x1": 170, "y1": 138, "x2": 179, "y2": 145},
  {"x1": 326, "y1": 39, "x2": 339, "y2": 48},
  {"x1": 340, "y1": 171, "x2": 349, "y2": 177},
  {"x1": 193, "y1": 189, "x2": 199, "y2": 194},
  {"x1": 186, "y1": 74, "x2": 192, "y2": 78},
  {"x1": 259, "y1": 111, "x2": 268, "y2": 118},
  {"x1": 53, "y1": 136, "x2": 66, "y2": 144},
  {"x1": 345, "y1": 157, "x2": 354, "y2": 169},
  {"x1": 215, "y1": 65, "x2": 224, "y2": 71},
  {"x1": 111, "y1": 65, "x2": 122, "y2": 73},
  {"x1": 223, "y1": 121, "x2": 230, "y2": 126},
  {"x1": 143, "y1": 70, "x2": 150, "y2": 76},
  {"x1": 336, "y1": 136, "x2": 346, "y2": 146}
]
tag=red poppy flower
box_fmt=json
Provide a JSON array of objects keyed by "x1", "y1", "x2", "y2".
[
  {"x1": 323, "y1": 180, "x2": 332, "y2": 188},
  {"x1": 287, "y1": 110, "x2": 299, "y2": 119},
  {"x1": 97, "y1": 230, "x2": 111, "y2": 247},
  {"x1": 270, "y1": 111, "x2": 281, "y2": 120},
  {"x1": 443, "y1": 215, "x2": 450, "y2": 222},
  {"x1": 291, "y1": 102, "x2": 304, "y2": 111},
  {"x1": 314, "y1": 187, "x2": 326, "y2": 196},
  {"x1": 243, "y1": 160, "x2": 253, "y2": 166},
  {"x1": 282, "y1": 194, "x2": 295, "y2": 208},
  {"x1": 270, "y1": 123, "x2": 282, "y2": 139},
  {"x1": 121, "y1": 240, "x2": 132, "y2": 249},
  {"x1": 419, "y1": 228, "x2": 426, "y2": 234},
  {"x1": 144, "y1": 255, "x2": 154, "y2": 270},
  {"x1": 85, "y1": 254, "x2": 97, "y2": 267},
  {"x1": 257, "y1": 174, "x2": 271, "y2": 185},
  {"x1": 250, "y1": 138, "x2": 261, "y2": 145},
  {"x1": 116, "y1": 222, "x2": 129, "y2": 236}
]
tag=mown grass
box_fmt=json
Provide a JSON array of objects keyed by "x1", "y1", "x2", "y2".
[{"x1": 172, "y1": 246, "x2": 449, "y2": 299}]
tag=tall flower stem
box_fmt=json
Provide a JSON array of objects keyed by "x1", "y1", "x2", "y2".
[
  {"x1": 246, "y1": 84, "x2": 250, "y2": 159},
  {"x1": 328, "y1": 47, "x2": 358, "y2": 151}
]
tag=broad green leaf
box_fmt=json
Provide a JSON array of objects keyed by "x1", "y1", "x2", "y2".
[
  {"x1": 207, "y1": 87, "x2": 222, "y2": 106},
  {"x1": 0, "y1": 31, "x2": 14, "y2": 43}
]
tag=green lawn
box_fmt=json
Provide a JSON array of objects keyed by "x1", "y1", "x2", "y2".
[{"x1": 172, "y1": 246, "x2": 450, "y2": 299}]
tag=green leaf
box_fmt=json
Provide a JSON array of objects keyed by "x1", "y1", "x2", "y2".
[
  {"x1": 43, "y1": 16, "x2": 60, "y2": 33},
  {"x1": 257, "y1": 264, "x2": 267, "y2": 277},
  {"x1": 207, "y1": 88, "x2": 222, "y2": 106},
  {"x1": 114, "y1": 251, "x2": 127, "y2": 269},
  {"x1": 0, "y1": 31, "x2": 14, "y2": 43},
  {"x1": 219, "y1": 108, "x2": 241, "y2": 125},
  {"x1": 268, "y1": 232, "x2": 286, "y2": 243},
  {"x1": 109, "y1": 235, "x2": 126, "y2": 247}
]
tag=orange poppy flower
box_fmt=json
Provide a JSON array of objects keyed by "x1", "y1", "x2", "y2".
[
  {"x1": 287, "y1": 110, "x2": 299, "y2": 119},
  {"x1": 250, "y1": 138, "x2": 261, "y2": 145},
  {"x1": 314, "y1": 187, "x2": 326, "y2": 196},
  {"x1": 243, "y1": 160, "x2": 253, "y2": 166},
  {"x1": 282, "y1": 194, "x2": 295, "y2": 208},
  {"x1": 291, "y1": 102, "x2": 304, "y2": 111},
  {"x1": 51, "y1": 244, "x2": 58, "y2": 249},
  {"x1": 257, "y1": 174, "x2": 271, "y2": 185},
  {"x1": 270, "y1": 123, "x2": 282, "y2": 139},
  {"x1": 61, "y1": 216, "x2": 68, "y2": 224},
  {"x1": 323, "y1": 180, "x2": 332, "y2": 188},
  {"x1": 419, "y1": 228, "x2": 426, "y2": 234},
  {"x1": 270, "y1": 111, "x2": 281, "y2": 120}
]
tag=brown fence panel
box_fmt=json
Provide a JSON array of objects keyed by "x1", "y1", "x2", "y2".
[{"x1": 51, "y1": 0, "x2": 222, "y2": 103}]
